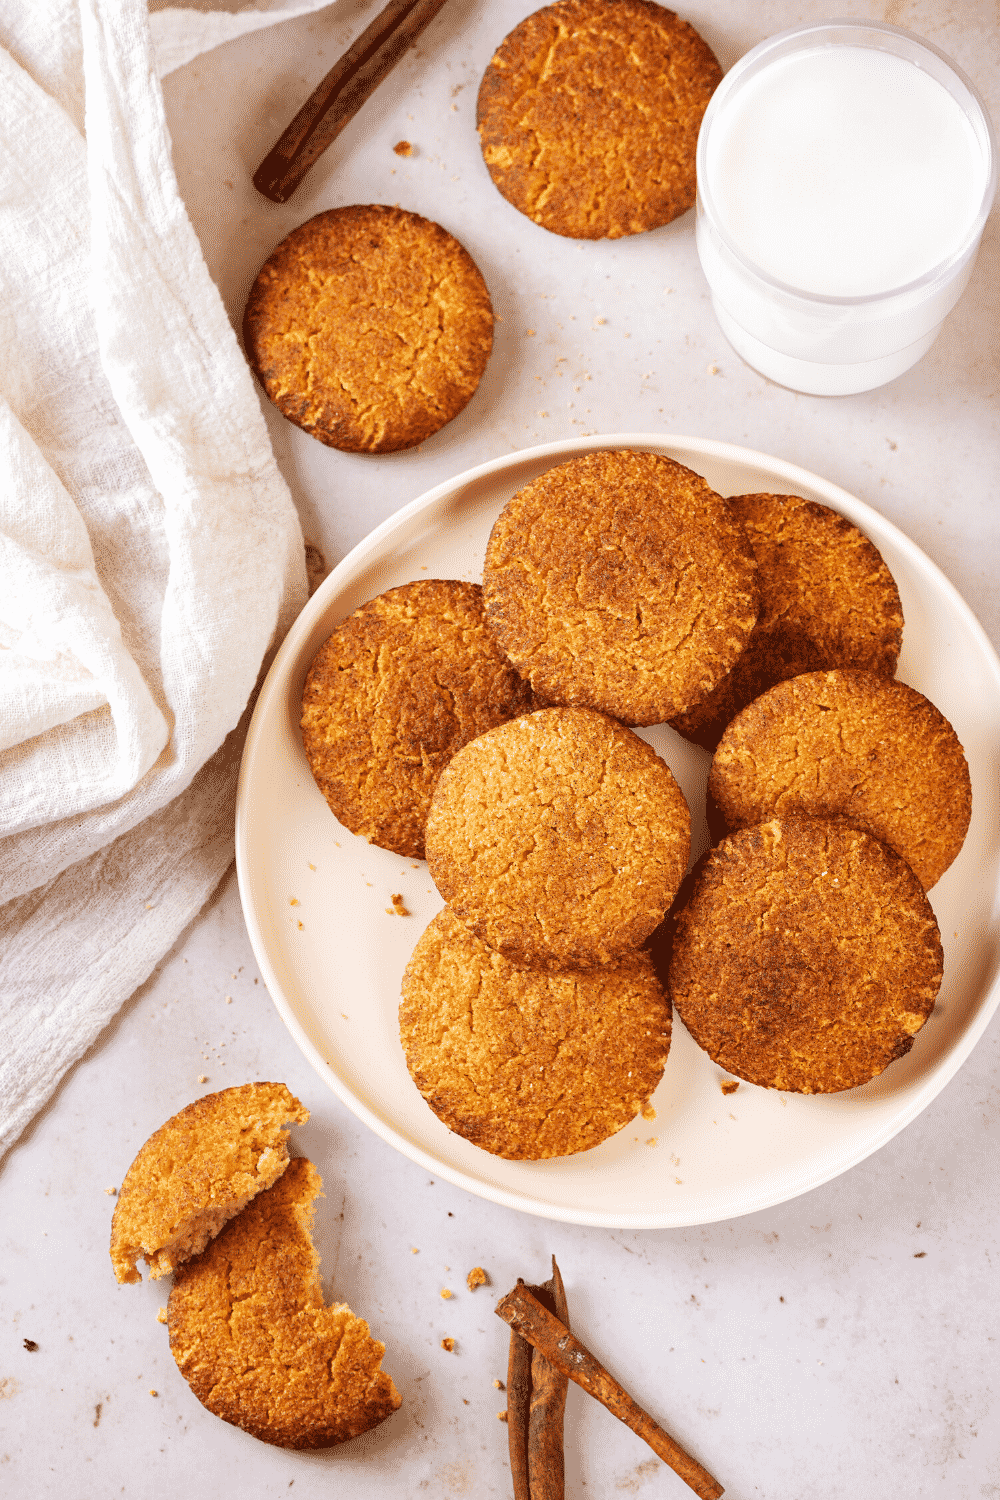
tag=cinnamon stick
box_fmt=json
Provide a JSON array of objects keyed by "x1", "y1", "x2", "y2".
[
  {"x1": 253, "y1": 0, "x2": 452, "y2": 203},
  {"x1": 496, "y1": 1285, "x2": 724, "y2": 1500},
  {"x1": 506, "y1": 1280, "x2": 532, "y2": 1500},
  {"x1": 528, "y1": 1258, "x2": 569, "y2": 1500},
  {"x1": 506, "y1": 1259, "x2": 570, "y2": 1499}
]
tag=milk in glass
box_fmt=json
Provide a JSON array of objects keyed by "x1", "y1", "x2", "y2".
[{"x1": 695, "y1": 25, "x2": 996, "y2": 394}]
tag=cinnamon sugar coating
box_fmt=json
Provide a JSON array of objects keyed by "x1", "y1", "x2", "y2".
[
  {"x1": 482, "y1": 450, "x2": 759, "y2": 726},
  {"x1": 301, "y1": 580, "x2": 534, "y2": 860},
  {"x1": 425, "y1": 706, "x2": 691, "y2": 972},
  {"x1": 709, "y1": 669, "x2": 971, "y2": 890},
  {"x1": 110, "y1": 1083, "x2": 308, "y2": 1285},
  {"x1": 244, "y1": 205, "x2": 493, "y2": 452},
  {"x1": 477, "y1": 0, "x2": 721, "y2": 239},
  {"x1": 668, "y1": 818, "x2": 943, "y2": 1093},
  {"x1": 168, "y1": 1159, "x2": 400, "y2": 1448},
  {"x1": 670, "y1": 493, "x2": 904, "y2": 748},
  {"x1": 400, "y1": 908, "x2": 671, "y2": 1157}
]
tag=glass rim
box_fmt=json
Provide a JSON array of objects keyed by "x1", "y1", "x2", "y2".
[{"x1": 695, "y1": 18, "x2": 999, "y2": 309}]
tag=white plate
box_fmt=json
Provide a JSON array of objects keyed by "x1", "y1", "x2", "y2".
[{"x1": 236, "y1": 435, "x2": 1000, "y2": 1228}]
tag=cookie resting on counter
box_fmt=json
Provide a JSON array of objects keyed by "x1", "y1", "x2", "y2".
[
  {"x1": 300, "y1": 579, "x2": 534, "y2": 860},
  {"x1": 670, "y1": 492, "x2": 904, "y2": 749},
  {"x1": 425, "y1": 706, "x2": 691, "y2": 972},
  {"x1": 168, "y1": 1158, "x2": 401, "y2": 1448},
  {"x1": 482, "y1": 449, "x2": 759, "y2": 726},
  {"x1": 708, "y1": 669, "x2": 972, "y2": 890},
  {"x1": 667, "y1": 817, "x2": 943, "y2": 1093},
  {"x1": 110, "y1": 1082, "x2": 308, "y2": 1284},
  {"x1": 243, "y1": 205, "x2": 494, "y2": 452},
  {"x1": 477, "y1": 0, "x2": 722, "y2": 239},
  {"x1": 400, "y1": 907, "x2": 671, "y2": 1158}
]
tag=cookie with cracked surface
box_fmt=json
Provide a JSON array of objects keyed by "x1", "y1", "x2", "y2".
[
  {"x1": 670, "y1": 493, "x2": 904, "y2": 749},
  {"x1": 424, "y1": 706, "x2": 691, "y2": 971},
  {"x1": 400, "y1": 907, "x2": 671, "y2": 1157},
  {"x1": 667, "y1": 818, "x2": 943, "y2": 1093},
  {"x1": 708, "y1": 669, "x2": 971, "y2": 890},
  {"x1": 168, "y1": 1157, "x2": 400, "y2": 1448},
  {"x1": 243, "y1": 205, "x2": 493, "y2": 452},
  {"x1": 476, "y1": 0, "x2": 722, "y2": 239},
  {"x1": 482, "y1": 449, "x2": 759, "y2": 726},
  {"x1": 110, "y1": 1083, "x2": 309, "y2": 1285},
  {"x1": 301, "y1": 579, "x2": 534, "y2": 860}
]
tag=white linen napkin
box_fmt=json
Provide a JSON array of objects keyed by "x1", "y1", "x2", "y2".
[{"x1": 0, "y1": 0, "x2": 322, "y2": 1157}]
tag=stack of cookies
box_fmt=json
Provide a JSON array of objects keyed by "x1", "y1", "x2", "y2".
[
  {"x1": 301, "y1": 447, "x2": 972, "y2": 1146},
  {"x1": 402, "y1": 705, "x2": 689, "y2": 1159}
]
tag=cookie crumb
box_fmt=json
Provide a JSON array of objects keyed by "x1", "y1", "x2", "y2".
[
  {"x1": 646, "y1": 1137, "x2": 658, "y2": 1147},
  {"x1": 498, "y1": 1410, "x2": 509, "y2": 1422},
  {"x1": 440, "y1": 1288, "x2": 453, "y2": 1299},
  {"x1": 149, "y1": 1389, "x2": 158, "y2": 1397},
  {"x1": 441, "y1": 1337, "x2": 455, "y2": 1352},
  {"x1": 104, "y1": 1186, "x2": 117, "y2": 1196},
  {"x1": 22, "y1": 1339, "x2": 38, "y2": 1352},
  {"x1": 494, "y1": 1378, "x2": 504, "y2": 1390},
  {"x1": 157, "y1": 1308, "x2": 168, "y2": 1324},
  {"x1": 641, "y1": 1103, "x2": 657, "y2": 1121},
  {"x1": 391, "y1": 893, "x2": 410, "y2": 915},
  {"x1": 721, "y1": 1079, "x2": 739, "y2": 1095},
  {"x1": 466, "y1": 1266, "x2": 488, "y2": 1291},
  {"x1": 290, "y1": 898, "x2": 299, "y2": 906},
  {"x1": 393, "y1": 140, "x2": 413, "y2": 156},
  {"x1": 197, "y1": 1075, "x2": 208, "y2": 1083}
]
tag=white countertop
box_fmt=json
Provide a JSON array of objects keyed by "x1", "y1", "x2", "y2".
[{"x1": 4, "y1": 3, "x2": 999, "y2": 1497}]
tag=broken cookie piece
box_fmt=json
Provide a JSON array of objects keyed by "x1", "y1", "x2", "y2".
[
  {"x1": 110, "y1": 1082, "x2": 308, "y2": 1284},
  {"x1": 168, "y1": 1157, "x2": 400, "y2": 1447}
]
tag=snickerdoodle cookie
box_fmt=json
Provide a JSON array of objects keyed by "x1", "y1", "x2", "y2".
[
  {"x1": 668, "y1": 818, "x2": 943, "y2": 1093},
  {"x1": 424, "y1": 706, "x2": 691, "y2": 971},
  {"x1": 301, "y1": 580, "x2": 534, "y2": 860},
  {"x1": 708, "y1": 670, "x2": 972, "y2": 890},
  {"x1": 243, "y1": 205, "x2": 493, "y2": 452},
  {"x1": 110, "y1": 1083, "x2": 308, "y2": 1285},
  {"x1": 482, "y1": 450, "x2": 759, "y2": 726},
  {"x1": 477, "y1": 0, "x2": 722, "y2": 239},
  {"x1": 670, "y1": 493, "x2": 904, "y2": 748},
  {"x1": 168, "y1": 1158, "x2": 400, "y2": 1448},
  {"x1": 400, "y1": 907, "x2": 671, "y2": 1157}
]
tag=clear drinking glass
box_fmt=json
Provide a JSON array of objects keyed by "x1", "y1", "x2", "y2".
[{"x1": 695, "y1": 21, "x2": 997, "y2": 396}]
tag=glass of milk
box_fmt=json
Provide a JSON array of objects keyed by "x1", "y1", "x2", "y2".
[{"x1": 695, "y1": 21, "x2": 997, "y2": 395}]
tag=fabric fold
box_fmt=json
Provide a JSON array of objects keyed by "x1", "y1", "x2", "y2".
[{"x1": 0, "y1": 0, "x2": 310, "y2": 1159}]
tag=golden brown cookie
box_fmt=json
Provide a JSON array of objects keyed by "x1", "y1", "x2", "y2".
[
  {"x1": 301, "y1": 579, "x2": 534, "y2": 860},
  {"x1": 168, "y1": 1158, "x2": 401, "y2": 1448},
  {"x1": 243, "y1": 205, "x2": 493, "y2": 452},
  {"x1": 670, "y1": 493, "x2": 904, "y2": 748},
  {"x1": 425, "y1": 706, "x2": 691, "y2": 971},
  {"x1": 482, "y1": 450, "x2": 759, "y2": 726},
  {"x1": 110, "y1": 1083, "x2": 308, "y2": 1285},
  {"x1": 667, "y1": 818, "x2": 943, "y2": 1093},
  {"x1": 400, "y1": 907, "x2": 671, "y2": 1157},
  {"x1": 477, "y1": 0, "x2": 722, "y2": 239},
  {"x1": 708, "y1": 670, "x2": 972, "y2": 890}
]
